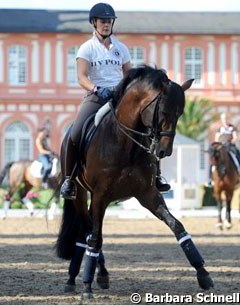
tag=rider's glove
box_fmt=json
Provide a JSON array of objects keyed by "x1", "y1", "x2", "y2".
[{"x1": 97, "y1": 87, "x2": 113, "y2": 102}]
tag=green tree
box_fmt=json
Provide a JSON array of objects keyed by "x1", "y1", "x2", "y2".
[{"x1": 177, "y1": 97, "x2": 218, "y2": 141}]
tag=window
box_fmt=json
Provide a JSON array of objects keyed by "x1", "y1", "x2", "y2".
[
  {"x1": 67, "y1": 46, "x2": 79, "y2": 86},
  {"x1": 129, "y1": 47, "x2": 144, "y2": 67},
  {"x1": 8, "y1": 45, "x2": 27, "y2": 85},
  {"x1": 4, "y1": 121, "x2": 32, "y2": 163},
  {"x1": 184, "y1": 47, "x2": 203, "y2": 86}
]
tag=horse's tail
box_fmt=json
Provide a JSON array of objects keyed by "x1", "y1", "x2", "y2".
[
  {"x1": 0, "y1": 162, "x2": 14, "y2": 185},
  {"x1": 55, "y1": 198, "x2": 82, "y2": 260}
]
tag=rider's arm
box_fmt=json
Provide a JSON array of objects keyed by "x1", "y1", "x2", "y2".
[
  {"x1": 215, "y1": 131, "x2": 220, "y2": 142},
  {"x1": 231, "y1": 130, "x2": 238, "y2": 144},
  {"x1": 77, "y1": 58, "x2": 97, "y2": 92},
  {"x1": 35, "y1": 138, "x2": 51, "y2": 155},
  {"x1": 122, "y1": 61, "x2": 132, "y2": 76}
]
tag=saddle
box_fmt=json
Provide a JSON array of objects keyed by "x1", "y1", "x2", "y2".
[{"x1": 78, "y1": 102, "x2": 111, "y2": 166}]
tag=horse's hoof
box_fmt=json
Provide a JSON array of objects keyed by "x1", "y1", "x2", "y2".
[
  {"x1": 215, "y1": 223, "x2": 223, "y2": 230},
  {"x1": 83, "y1": 283, "x2": 93, "y2": 300},
  {"x1": 96, "y1": 274, "x2": 109, "y2": 289},
  {"x1": 64, "y1": 284, "x2": 76, "y2": 293},
  {"x1": 197, "y1": 268, "x2": 214, "y2": 290},
  {"x1": 82, "y1": 292, "x2": 94, "y2": 300},
  {"x1": 223, "y1": 220, "x2": 232, "y2": 229}
]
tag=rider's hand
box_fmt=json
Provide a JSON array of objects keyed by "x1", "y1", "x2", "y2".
[
  {"x1": 97, "y1": 87, "x2": 113, "y2": 101},
  {"x1": 50, "y1": 150, "x2": 57, "y2": 157}
]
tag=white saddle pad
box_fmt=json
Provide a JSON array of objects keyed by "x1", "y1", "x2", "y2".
[
  {"x1": 30, "y1": 158, "x2": 58, "y2": 178},
  {"x1": 94, "y1": 102, "x2": 111, "y2": 126}
]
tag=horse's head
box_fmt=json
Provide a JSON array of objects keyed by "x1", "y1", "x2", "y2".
[
  {"x1": 114, "y1": 65, "x2": 193, "y2": 158},
  {"x1": 209, "y1": 142, "x2": 228, "y2": 166}
]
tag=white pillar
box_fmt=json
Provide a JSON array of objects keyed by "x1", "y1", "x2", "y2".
[
  {"x1": 219, "y1": 43, "x2": 226, "y2": 85},
  {"x1": 44, "y1": 41, "x2": 51, "y2": 83},
  {"x1": 56, "y1": 41, "x2": 63, "y2": 83},
  {"x1": 0, "y1": 41, "x2": 4, "y2": 82},
  {"x1": 231, "y1": 42, "x2": 238, "y2": 85},
  {"x1": 31, "y1": 40, "x2": 39, "y2": 83},
  {"x1": 207, "y1": 42, "x2": 215, "y2": 85},
  {"x1": 173, "y1": 42, "x2": 180, "y2": 83},
  {"x1": 161, "y1": 42, "x2": 168, "y2": 71},
  {"x1": 149, "y1": 42, "x2": 156, "y2": 66}
]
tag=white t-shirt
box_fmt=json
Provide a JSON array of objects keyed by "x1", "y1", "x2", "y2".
[{"x1": 76, "y1": 34, "x2": 131, "y2": 88}]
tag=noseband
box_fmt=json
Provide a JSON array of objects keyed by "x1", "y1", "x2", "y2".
[{"x1": 111, "y1": 92, "x2": 175, "y2": 158}]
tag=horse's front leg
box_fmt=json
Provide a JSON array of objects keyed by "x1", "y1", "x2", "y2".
[
  {"x1": 82, "y1": 198, "x2": 108, "y2": 299},
  {"x1": 137, "y1": 191, "x2": 214, "y2": 290},
  {"x1": 216, "y1": 197, "x2": 223, "y2": 230},
  {"x1": 224, "y1": 197, "x2": 232, "y2": 229}
]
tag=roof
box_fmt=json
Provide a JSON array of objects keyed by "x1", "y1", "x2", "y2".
[{"x1": 0, "y1": 9, "x2": 240, "y2": 34}]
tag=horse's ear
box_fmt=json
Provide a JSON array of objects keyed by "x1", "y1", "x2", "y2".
[{"x1": 182, "y1": 79, "x2": 194, "y2": 91}]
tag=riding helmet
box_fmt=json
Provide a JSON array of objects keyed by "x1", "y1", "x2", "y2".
[{"x1": 89, "y1": 3, "x2": 117, "y2": 23}]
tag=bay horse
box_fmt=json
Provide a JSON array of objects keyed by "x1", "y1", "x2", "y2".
[
  {"x1": 56, "y1": 65, "x2": 213, "y2": 299},
  {"x1": 0, "y1": 157, "x2": 61, "y2": 217},
  {"x1": 209, "y1": 142, "x2": 239, "y2": 229}
]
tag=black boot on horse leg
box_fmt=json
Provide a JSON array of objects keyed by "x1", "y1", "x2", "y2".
[
  {"x1": 176, "y1": 230, "x2": 214, "y2": 289},
  {"x1": 155, "y1": 160, "x2": 171, "y2": 192},
  {"x1": 82, "y1": 234, "x2": 101, "y2": 299},
  {"x1": 60, "y1": 136, "x2": 78, "y2": 200},
  {"x1": 64, "y1": 241, "x2": 86, "y2": 293},
  {"x1": 150, "y1": 202, "x2": 214, "y2": 290},
  {"x1": 96, "y1": 250, "x2": 109, "y2": 289}
]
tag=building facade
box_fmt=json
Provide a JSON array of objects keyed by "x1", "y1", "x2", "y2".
[{"x1": 0, "y1": 10, "x2": 240, "y2": 174}]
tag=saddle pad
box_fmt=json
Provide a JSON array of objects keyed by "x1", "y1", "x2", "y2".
[
  {"x1": 94, "y1": 102, "x2": 111, "y2": 126},
  {"x1": 79, "y1": 103, "x2": 112, "y2": 169},
  {"x1": 30, "y1": 160, "x2": 42, "y2": 178},
  {"x1": 30, "y1": 158, "x2": 58, "y2": 178}
]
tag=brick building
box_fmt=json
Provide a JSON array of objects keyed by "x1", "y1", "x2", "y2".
[{"x1": 0, "y1": 9, "x2": 240, "y2": 171}]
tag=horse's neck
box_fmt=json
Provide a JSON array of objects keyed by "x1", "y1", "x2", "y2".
[{"x1": 116, "y1": 105, "x2": 139, "y2": 128}]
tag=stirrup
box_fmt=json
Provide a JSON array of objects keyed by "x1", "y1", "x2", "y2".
[{"x1": 60, "y1": 178, "x2": 77, "y2": 200}]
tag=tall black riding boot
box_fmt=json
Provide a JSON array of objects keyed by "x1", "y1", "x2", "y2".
[
  {"x1": 155, "y1": 160, "x2": 171, "y2": 192},
  {"x1": 60, "y1": 136, "x2": 78, "y2": 200}
]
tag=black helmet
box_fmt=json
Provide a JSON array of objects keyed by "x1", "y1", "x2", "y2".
[{"x1": 89, "y1": 3, "x2": 117, "y2": 23}]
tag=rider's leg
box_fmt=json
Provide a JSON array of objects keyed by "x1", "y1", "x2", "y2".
[
  {"x1": 155, "y1": 159, "x2": 171, "y2": 192},
  {"x1": 208, "y1": 164, "x2": 212, "y2": 186},
  {"x1": 60, "y1": 95, "x2": 103, "y2": 199},
  {"x1": 39, "y1": 154, "x2": 50, "y2": 189}
]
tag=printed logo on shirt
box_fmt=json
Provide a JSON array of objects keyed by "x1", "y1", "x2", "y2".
[
  {"x1": 90, "y1": 59, "x2": 121, "y2": 67},
  {"x1": 113, "y1": 49, "x2": 120, "y2": 57}
]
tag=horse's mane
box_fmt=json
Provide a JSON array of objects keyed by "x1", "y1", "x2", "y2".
[{"x1": 113, "y1": 65, "x2": 169, "y2": 104}]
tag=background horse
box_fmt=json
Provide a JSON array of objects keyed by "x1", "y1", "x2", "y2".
[
  {"x1": 0, "y1": 157, "x2": 61, "y2": 218},
  {"x1": 209, "y1": 142, "x2": 239, "y2": 229},
  {"x1": 56, "y1": 65, "x2": 213, "y2": 299}
]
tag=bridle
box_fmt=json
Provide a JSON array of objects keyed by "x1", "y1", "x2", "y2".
[{"x1": 111, "y1": 92, "x2": 176, "y2": 159}]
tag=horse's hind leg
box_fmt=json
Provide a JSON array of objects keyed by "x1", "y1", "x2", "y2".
[
  {"x1": 137, "y1": 192, "x2": 214, "y2": 290},
  {"x1": 65, "y1": 234, "x2": 87, "y2": 293},
  {"x1": 96, "y1": 250, "x2": 109, "y2": 289},
  {"x1": 82, "y1": 197, "x2": 108, "y2": 299}
]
